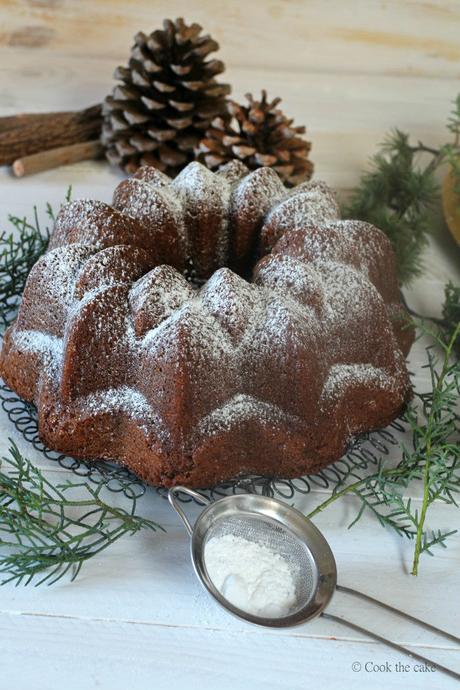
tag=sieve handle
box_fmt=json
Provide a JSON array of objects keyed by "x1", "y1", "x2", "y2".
[
  {"x1": 168, "y1": 486, "x2": 210, "y2": 536},
  {"x1": 322, "y1": 612, "x2": 460, "y2": 682},
  {"x1": 336, "y1": 584, "x2": 460, "y2": 645}
]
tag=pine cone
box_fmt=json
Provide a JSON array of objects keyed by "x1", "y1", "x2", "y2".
[
  {"x1": 196, "y1": 90, "x2": 313, "y2": 186},
  {"x1": 102, "y1": 18, "x2": 231, "y2": 176}
]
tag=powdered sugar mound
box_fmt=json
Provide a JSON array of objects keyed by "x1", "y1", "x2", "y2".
[{"x1": 204, "y1": 533, "x2": 297, "y2": 618}]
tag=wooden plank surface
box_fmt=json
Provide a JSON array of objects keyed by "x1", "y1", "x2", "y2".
[
  {"x1": 0, "y1": 428, "x2": 459, "y2": 690},
  {"x1": 3, "y1": 611, "x2": 456, "y2": 690},
  {"x1": 0, "y1": 2, "x2": 459, "y2": 689},
  {"x1": 1, "y1": 0, "x2": 459, "y2": 79}
]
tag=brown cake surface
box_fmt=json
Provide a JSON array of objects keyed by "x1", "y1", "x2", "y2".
[{"x1": 0, "y1": 161, "x2": 413, "y2": 487}]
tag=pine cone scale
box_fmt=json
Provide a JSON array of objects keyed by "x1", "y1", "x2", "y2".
[
  {"x1": 153, "y1": 80, "x2": 176, "y2": 93},
  {"x1": 169, "y1": 99, "x2": 195, "y2": 112},
  {"x1": 170, "y1": 63, "x2": 193, "y2": 76},
  {"x1": 140, "y1": 96, "x2": 166, "y2": 110},
  {"x1": 147, "y1": 127, "x2": 176, "y2": 142}
]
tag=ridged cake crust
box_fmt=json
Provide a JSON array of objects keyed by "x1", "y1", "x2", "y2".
[{"x1": 0, "y1": 162, "x2": 413, "y2": 487}]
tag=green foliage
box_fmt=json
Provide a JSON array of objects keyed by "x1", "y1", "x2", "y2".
[
  {"x1": 343, "y1": 129, "x2": 438, "y2": 285},
  {"x1": 0, "y1": 440, "x2": 163, "y2": 586},
  {"x1": 446, "y1": 93, "x2": 460, "y2": 140},
  {"x1": 307, "y1": 322, "x2": 460, "y2": 575},
  {"x1": 344, "y1": 96, "x2": 460, "y2": 285},
  {"x1": 443, "y1": 281, "x2": 460, "y2": 358}
]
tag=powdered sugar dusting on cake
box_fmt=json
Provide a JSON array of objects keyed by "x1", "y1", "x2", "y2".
[
  {"x1": 50, "y1": 200, "x2": 106, "y2": 249},
  {"x1": 264, "y1": 184, "x2": 340, "y2": 234},
  {"x1": 200, "y1": 268, "x2": 259, "y2": 341},
  {"x1": 317, "y1": 261, "x2": 376, "y2": 324},
  {"x1": 254, "y1": 254, "x2": 325, "y2": 312},
  {"x1": 322, "y1": 363, "x2": 399, "y2": 400},
  {"x1": 2, "y1": 163, "x2": 411, "y2": 476},
  {"x1": 67, "y1": 284, "x2": 137, "y2": 350},
  {"x1": 82, "y1": 385, "x2": 158, "y2": 421},
  {"x1": 113, "y1": 178, "x2": 187, "y2": 245},
  {"x1": 34, "y1": 245, "x2": 95, "y2": 307},
  {"x1": 231, "y1": 167, "x2": 285, "y2": 226},
  {"x1": 12, "y1": 330, "x2": 64, "y2": 381},
  {"x1": 13, "y1": 330, "x2": 63, "y2": 359},
  {"x1": 256, "y1": 254, "x2": 379, "y2": 336},
  {"x1": 141, "y1": 297, "x2": 235, "y2": 359},
  {"x1": 173, "y1": 162, "x2": 233, "y2": 270},
  {"x1": 276, "y1": 220, "x2": 389, "y2": 277},
  {"x1": 129, "y1": 265, "x2": 195, "y2": 336},
  {"x1": 198, "y1": 393, "x2": 300, "y2": 436}
]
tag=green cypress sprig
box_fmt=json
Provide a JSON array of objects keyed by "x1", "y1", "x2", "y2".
[
  {"x1": 0, "y1": 440, "x2": 164, "y2": 586},
  {"x1": 343, "y1": 96, "x2": 460, "y2": 285},
  {"x1": 443, "y1": 281, "x2": 460, "y2": 357}
]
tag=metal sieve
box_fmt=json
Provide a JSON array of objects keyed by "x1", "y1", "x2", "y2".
[{"x1": 169, "y1": 487, "x2": 460, "y2": 681}]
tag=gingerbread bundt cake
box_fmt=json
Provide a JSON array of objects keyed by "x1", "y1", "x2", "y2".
[{"x1": 0, "y1": 161, "x2": 413, "y2": 487}]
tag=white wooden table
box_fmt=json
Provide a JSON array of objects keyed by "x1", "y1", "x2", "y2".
[{"x1": 1, "y1": 2, "x2": 460, "y2": 689}]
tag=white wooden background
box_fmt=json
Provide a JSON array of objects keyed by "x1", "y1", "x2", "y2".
[{"x1": 0, "y1": 2, "x2": 459, "y2": 689}]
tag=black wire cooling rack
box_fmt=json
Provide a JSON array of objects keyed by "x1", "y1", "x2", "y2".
[{"x1": 0, "y1": 381, "x2": 408, "y2": 503}]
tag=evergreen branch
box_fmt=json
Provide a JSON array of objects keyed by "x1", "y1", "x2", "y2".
[
  {"x1": 0, "y1": 440, "x2": 164, "y2": 586},
  {"x1": 443, "y1": 281, "x2": 460, "y2": 358},
  {"x1": 411, "y1": 321, "x2": 460, "y2": 575},
  {"x1": 446, "y1": 94, "x2": 460, "y2": 142},
  {"x1": 343, "y1": 95, "x2": 460, "y2": 285},
  {"x1": 343, "y1": 128, "x2": 438, "y2": 284},
  {"x1": 419, "y1": 529, "x2": 457, "y2": 556}
]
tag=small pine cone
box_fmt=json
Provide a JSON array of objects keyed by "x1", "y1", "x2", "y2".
[
  {"x1": 102, "y1": 18, "x2": 231, "y2": 176},
  {"x1": 196, "y1": 90, "x2": 313, "y2": 186}
]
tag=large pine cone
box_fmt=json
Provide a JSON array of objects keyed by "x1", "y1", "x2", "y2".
[
  {"x1": 102, "y1": 18, "x2": 231, "y2": 176},
  {"x1": 196, "y1": 90, "x2": 313, "y2": 186}
]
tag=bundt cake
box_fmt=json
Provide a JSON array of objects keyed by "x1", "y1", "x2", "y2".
[{"x1": 0, "y1": 161, "x2": 413, "y2": 487}]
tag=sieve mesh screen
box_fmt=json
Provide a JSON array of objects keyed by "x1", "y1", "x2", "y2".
[{"x1": 202, "y1": 514, "x2": 317, "y2": 617}]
